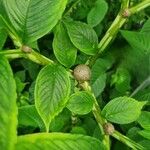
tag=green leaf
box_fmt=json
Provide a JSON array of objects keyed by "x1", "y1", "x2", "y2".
[
  {"x1": 111, "y1": 67, "x2": 131, "y2": 93},
  {"x1": 67, "y1": 91, "x2": 94, "y2": 115},
  {"x1": 0, "y1": 55, "x2": 17, "y2": 150},
  {"x1": 50, "y1": 109, "x2": 71, "y2": 132},
  {"x1": 53, "y1": 23, "x2": 77, "y2": 68},
  {"x1": 138, "y1": 140, "x2": 150, "y2": 150},
  {"x1": 18, "y1": 105, "x2": 44, "y2": 130},
  {"x1": 121, "y1": 31, "x2": 150, "y2": 53},
  {"x1": 16, "y1": 133, "x2": 105, "y2": 150},
  {"x1": 133, "y1": 88, "x2": 150, "y2": 105},
  {"x1": 1, "y1": 0, "x2": 67, "y2": 44},
  {"x1": 35, "y1": 64, "x2": 71, "y2": 132},
  {"x1": 0, "y1": 29, "x2": 7, "y2": 50},
  {"x1": 102, "y1": 97, "x2": 146, "y2": 124},
  {"x1": 138, "y1": 130, "x2": 150, "y2": 140},
  {"x1": 87, "y1": 0, "x2": 108, "y2": 27},
  {"x1": 64, "y1": 20, "x2": 98, "y2": 55},
  {"x1": 91, "y1": 57, "x2": 114, "y2": 84},
  {"x1": 137, "y1": 111, "x2": 150, "y2": 130},
  {"x1": 90, "y1": 57, "x2": 114, "y2": 97},
  {"x1": 141, "y1": 19, "x2": 150, "y2": 34},
  {"x1": 91, "y1": 73, "x2": 106, "y2": 97}
]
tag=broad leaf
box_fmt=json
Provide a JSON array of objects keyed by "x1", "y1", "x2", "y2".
[
  {"x1": 0, "y1": 29, "x2": 7, "y2": 50},
  {"x1": 64, "y1": 20, "x2": 98, "y2": 55},
  {"x1": 67, "y1": 91, "x2": 94, "y2": 115},
  {"x1": 16, "y1": 133, "x2": 105, "y2": 150},
  {"x1": 53, "y1": 23, "x2": 77, "y2": 68},
  {"x1": 91, "y1": 57, "x2": 113, "y2": 84},
  {"x1": 35, "y1": 64, "x2": 71, "y2": 132},
  {"x1": 87, "y1": 0, "x2": 108, "y2": 27},
  {"x1": 18, "y1": 105, "x2": 44, "y2": 130},
  {"x1": 141, "y1": 18, "x2": 150, "y2": 34},
  {"x1": 111, "y1": 67, "x2": 131, "y2": 93},
  {"x1": 91, "y1": 73, "x2": 106, "y2": 97},
  {"x1": 137, "y1": 111, "x2": 150, "y2": 130},
  {"x1": 102, "y1": 97, "x2": 146, "y2": 124},
  {"x1": 0, "y1": 0, "x2": 67, "y2": 44},
  {"x1": 138, "y1": 130, "x2": 150, "y2": 140},
  {"x1": 121, "y1": 31, "x2": 150, "y2": 53},
  {"x1": 0, "y1": 55, "x2": 17, "y2": 150},
  {"x1": 91, "y1": 57, "x2": 113, "y2": 97},
  {"x1": 133, "y1": 88, "x2": 150, "y2": 105}
]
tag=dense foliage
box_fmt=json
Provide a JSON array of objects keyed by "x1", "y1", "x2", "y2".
[{"x1": 0, "y1": 0, "x2": 150, "y2": 150}]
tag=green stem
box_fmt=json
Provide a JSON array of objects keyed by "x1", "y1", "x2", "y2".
[
  {"x1": 81, "y1": 82, "x2": 110, "y2": 150},
  {"x1": 87, "y1": 0, "x2": 130, "y2": 67},
  {"x1": 130, "y1": 76, "x2": 150, "y2": 97},
  {"x1": 129, "y1": 0, "x2": 150, "y2": 14},
  {"x1": 0, "y1": 49, "x2": 54, "y2": 65},
  {"x1": 112, "y1": 130, "x2": 144, "y2": 150},
  {"x1": 87, "y1": 0, "x2": 150, "y2": 67}
]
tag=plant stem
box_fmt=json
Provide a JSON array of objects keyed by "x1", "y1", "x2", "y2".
[
  {"x1": 129, "y1": 0, "x2": 150, "y2": 15},
  {"x1": 87, "y1": 0, "x2": 130, "y2": 67},
  {"x1": 87, "y1": 0, "x2": 150, "y2": 67},
  {"x1": 81, "y1": 82, "x2": 110, "y2": 150},
  {"x1": 112, "y1": 130, "x2": 144, "y2": 150},
  {"x1": 0, "y1": 49, "x2": 54, "y2": 65},
  {"x1": 130, "y1": 76, "x2": 150, "y2": 97}
]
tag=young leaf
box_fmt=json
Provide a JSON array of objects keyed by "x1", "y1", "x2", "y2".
[
  {"x1": 102, "y1": 97, "x2": 146, "y2": 124},
  {"x1": 87, "y1": 0, "x2": 108, "y2": 27},
  {"x1": 67, "y1": 91, "x2": 94, "y2": 115},
  {"x1": 121, "y1": 31, "x2": 150, "y2": 53},
  {"x1": 137, "y1": 111, "x2": 150, "y2": 130},
  {"x1": 1, "y1": 0, "x2": 67, "y2": 44},
  {"x1": 35, "y1": 64, "x2": 71, "y2": 132},
  {"x1": 0, "y1": 55, "x2": 17, "y2": 150},
  {"x1": 64, "y1": 20, "x2": 98, "y2": 55},
  {"x1": 53, "y1": 23, "x2": 77, "y2": 68},
  {"x1": 16, "y1": 133, "x2": 105, "y2": 150},
  {"x1": 138, "y1": 130, "x2": 150, "y2": 140}
]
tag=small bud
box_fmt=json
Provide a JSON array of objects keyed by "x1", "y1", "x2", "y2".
[
  {"x1": 21, "y1": 45, "x2": 32, "y2": 53},
  {"x1": 73, "y1": 64, "x2": 91, "y2": 82},
  {"x1": 122, "y1": 9, "x2": 131, "y2": 18},
  {"x1": 103, "y1": 123, "x2": 115, "y2": 135}
]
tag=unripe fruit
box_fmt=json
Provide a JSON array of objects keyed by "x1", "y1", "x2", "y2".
[
  {"x1": 21, "y1": 45, "x2": 32, "y2": 53},
  {"x1": 103, "y1": 123, "x2": 115, "y2": 135},
  {"x1": 73, "y1": 64, "x2": 91, "y2": 82}
]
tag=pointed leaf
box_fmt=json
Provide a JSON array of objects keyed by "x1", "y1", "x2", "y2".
[
  {"x1": 87, "y1": 0, "x2": 108, "y2": 27},
  {"x1": 102, "y1": 97, "x2": 146, "y2": 124},
  {"x1": 16, "y1": 133, "x2": 105, "y2": 150},
  {"x1": 121, "y1": 31, "x2": 150, "y2": 53},
  {"x1": 0, "y1": 55, "x2": 17, "y2": 150},
  {"x1": 64, "y1": 20, "x2": 98, "y2": 55},
  {"x1": 141, "y1": 19, "x2": 150, "y2": 34},
  {"x1": 137, "y1": 111, "x2": 150, "y2": 130},
  {"x1": 53, "y1": 23, "x2": 77, "y2": 68},
  {"x1": 18, "y1": 105, "x2": 44, "y2": 129},
  {"x1": 35, "y1": 64, "x2": 71, "y2": 132},
  {"x1": 0, "y1": 0, "x2": 67, "y2": 44}
]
